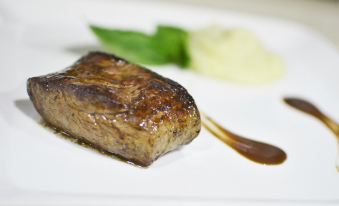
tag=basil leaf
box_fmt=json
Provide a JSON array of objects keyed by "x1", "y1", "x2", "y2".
[
  {"x1": 153, "y1": 25, "x2": 190, "y2": 67},
  {"x1": 90, "y1": 24, "x2": 189, "y2": 67},
  {"x1": 90, "y1": 25, "x2": 168, "y2": 65}
]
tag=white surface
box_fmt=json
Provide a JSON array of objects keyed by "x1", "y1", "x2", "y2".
[{"x1": 1, "y1": 0, "x2": 339, "y2": 205}]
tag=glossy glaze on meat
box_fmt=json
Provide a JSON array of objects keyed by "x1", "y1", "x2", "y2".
[{"x1": 27, "y1": 52, "x2": 201, "y2": 166}]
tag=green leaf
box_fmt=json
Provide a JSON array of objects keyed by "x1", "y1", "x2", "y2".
[
  {"x1": 89, "y1": 24, "x2": 190, "y2": 67},
  {"x1": 90, "y1": 25, "x2": 168, "y2": 65},
  {"x1": 153, "y1": 25, "x2": 190, "y2": 67}
]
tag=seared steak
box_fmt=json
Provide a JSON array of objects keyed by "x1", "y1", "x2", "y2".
[{"x1": 27, "y1": 52, "x2": 201, "y2": 166}]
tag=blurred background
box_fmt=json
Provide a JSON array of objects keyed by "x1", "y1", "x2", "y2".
[
  {"x1": 169, "y1": 0, "x2": 339, "y2": 48},
  {"x1": 1, "y1": 0, "x2": 338, "y2": 48}
]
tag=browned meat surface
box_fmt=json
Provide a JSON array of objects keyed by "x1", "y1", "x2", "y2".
[{"x1": 27, "y1": 52, "x2": 201, "y2": 166}]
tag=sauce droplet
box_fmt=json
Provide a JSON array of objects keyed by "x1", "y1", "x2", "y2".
[
  {"x1": 201, "y1": 113, "x2": 287, "y2": 165},
  {"x1": 284, "y1": 97, "x2": 339, "y2": 171}
]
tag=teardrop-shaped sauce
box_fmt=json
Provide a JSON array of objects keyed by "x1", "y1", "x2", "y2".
[
  {"x1": 284, "y1": 97, "x2": 339, "y2": 171},
  {"x1": 201, "y1": 113, "x2": 287, "y2": 165}
]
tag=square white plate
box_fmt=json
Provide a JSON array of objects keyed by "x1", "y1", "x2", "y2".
[{"x1": 1, "y1": 0, "x2": 339, "y2": 205}]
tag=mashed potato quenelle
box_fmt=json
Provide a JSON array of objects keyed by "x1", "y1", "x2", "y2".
[{"x1": 188, "y1": 26, "x2": 285, "y2": 85}]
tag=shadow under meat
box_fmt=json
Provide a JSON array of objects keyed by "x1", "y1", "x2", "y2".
[
  {"x1": 14, "y1": 99, "x2": 41, "y2": 123},
  {"x1": 13, "y1": 99, "x2": 186, "y2": 168},
  {"x1": 65, "y1": 44, "x2": 103, "y2": 56}
]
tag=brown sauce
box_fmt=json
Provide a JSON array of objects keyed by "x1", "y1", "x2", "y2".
[
  {"x1": 201, "y1": 113, "x2": 287, "y2": 165},
  {"x1": 40, "y1": 116, "x2": 288, "y2": 167},
  {"x1": 284, "y1": 97, "x2": 339, "y2": 170}
]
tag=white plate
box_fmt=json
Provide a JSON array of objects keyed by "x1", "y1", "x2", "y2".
[{"x1": 1, "y1": 0, "x2": 339, "y2": 205}]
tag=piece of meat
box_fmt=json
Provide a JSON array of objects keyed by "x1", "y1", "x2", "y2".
[{"x1": 27, "y1": 52, "x2": 201, "y2": 166}]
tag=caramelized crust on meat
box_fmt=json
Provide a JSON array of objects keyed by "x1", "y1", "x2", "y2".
[{"x1": 27, "y1": 52, "x2": 201, "y2": 166}]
